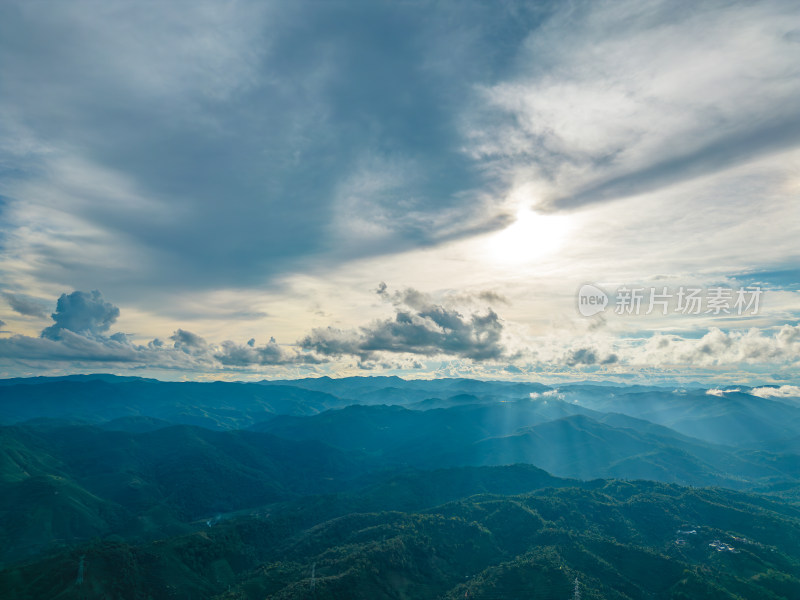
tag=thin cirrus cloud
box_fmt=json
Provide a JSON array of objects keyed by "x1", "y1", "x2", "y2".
[{"x1": 467, "y1": 0, "x2": 800, "y2": 211}]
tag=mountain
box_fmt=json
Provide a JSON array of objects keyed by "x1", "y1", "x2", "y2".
[
  {"x1": 261, "y1": 375, "x2": 552, "y2": 406},
  {"x1": 252, "y1": 401, "x2": 800, "y2": 489},
  {"x1": 4, "y1": 374, "x2": 800, "y2": 598},
  {"x1": 7, "y1": 375, "x2": 800, "y2": 453},
  {"x1": 0, "y1": 377, "x2": 347, "y2": 429},
  {"x1": 0, "y1": 422, "x2": 370, "y2": 564},
  {"x1": 4, "y1": 479, "x2": 800, "y2": 599},
  {"x1": 252, "y1": 398, "x2": 594, "y2": 453},
  {"x1": 561, "y1": 386, "x2": 800, "y2": 448}
]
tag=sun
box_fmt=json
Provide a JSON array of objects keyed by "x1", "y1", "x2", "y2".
[{"x1": 485, "y1": 207, "x2": 572, "y2": 265}]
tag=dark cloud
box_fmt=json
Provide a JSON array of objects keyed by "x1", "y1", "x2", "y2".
[
  {"x1": 301, "y1": 285, "x2": 506, "y2": 361},
  {"x1": 563, "y1": 347, "x2": 619, "y2": 367},
  {"x1": 376, "y1": 284, "x2": 430, "y2": 310},
  {"x1": 0, "y1": 290, "x2": 324, "y2": 370},
  {"x1": 3, "y1": 293, "x2": 49, "y2": 318},
  {"x1": 40, "y1": 290, "x2": 120, "y2": 340},
  {"x1": 170, "y1": 329, "x2": 208, "y2": 351},
  {"x1": 477, "y1": 291, "x2": 510, "y2": 305},
  {"x1": 0, "y1": 1, "x2": 545, "y2": 299},
  {"x1": 0, "y1": 330, "x2": 139, "y2": 363},
  {"x1": 215, "y1": 339, "x2": 324, "y2": 366},
  {"x1": 382, "y1": 286, "x2": 509, "y2": 311},
  {"x1": 357, "y1": 357, "x2": 424, "y2": 371}
]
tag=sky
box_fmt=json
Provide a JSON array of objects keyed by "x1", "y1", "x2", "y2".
[{"x1": 0, "y1": 0, "x2": 798, "y2": 384}]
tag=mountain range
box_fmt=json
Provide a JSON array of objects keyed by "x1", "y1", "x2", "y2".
[{"x1": 2, "y1": 374, "x2": 800, "y2": 598}]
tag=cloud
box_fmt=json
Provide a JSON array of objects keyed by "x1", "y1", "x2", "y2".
[
  {"x1": 0, "y1": 0, "x2": 796, "y2": 390},
  {"x1": 0, "y1": 289, "x2": 322, "y2": 371},
  {"x1": 530, "y1": 389, "x2": 563, "y2": 401},
  {"x1": 562, "y1": 346, "x2": 618, "y2": 367},
  {"x1": 2, "y1": 292, "x2": 49, "y2": 318},
  {"x1": 0, "y1": 331, "x2": 139, "y2": 363},
  {"x1": 215, "y1": 339, "x2": 325, "y2": 366},
  {"x1": 356, "y1": 357, "x2": 424, "y2": 371},
  {"x1": 169, "y1": 329, "x2": 208, "y2": 354},
  {"x1": 300, "y1": 284, "x2": 507, "y2": 361},
  {"x1": 705, "y1": 388, "x2": 740, "y2": 397},
  {"x1": 40, "y1": 290, "x2": 120, "y2": 340},
  {"x1": 0, "y1": 1, "x2": 531, "y2": 300},
  {"x1": 504, "y1": 322, "x2": 800, "y2": 377},
  {"x1": 476, "y1": 290, "x2": 510, "y2": 305},
  {"x1": 750, "y1": 385, "x2": 800, "y2": 399},
  {"x1": 469, "y1": 0, "x2": 800, "y2": 212},
  {"x1": 635, "y1": 325, "x2": 800, "y2": 367},
  {"x1": 445, "y1": 289, "x2": 511, "y2": 307}
]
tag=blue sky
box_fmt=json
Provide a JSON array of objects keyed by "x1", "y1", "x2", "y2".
[{"x1": 0, "y1": 0, "x2": 798, "y2": 383}]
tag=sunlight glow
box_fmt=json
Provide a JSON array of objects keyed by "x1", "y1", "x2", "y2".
[{"x1": 484, "y1": 208, "x2": 572, "y2": 265}]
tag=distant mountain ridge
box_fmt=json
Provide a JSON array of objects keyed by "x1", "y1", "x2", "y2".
[{"x1": 4, "y1": 372, "x2": 800, "y2": 589}]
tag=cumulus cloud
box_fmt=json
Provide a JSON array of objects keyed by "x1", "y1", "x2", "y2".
[
  {"x1": 635, "y1": 325, "x2": 800, "y2": 367},
  {"x1": 0, "y1": 289, "x2": 323, "y2": 371},
  {"x1": 562, "y1": 346, "x2": 618, "y2": 367},
  {"x1": 40, "y1": 290, "x2": 120, "y2": 340},
  {"x1": 2, "y1": 288, "x2": 798, "y2": 382},
  {"x1": 300, "y1": 284, "x2": 507, "y2": 361},
  {"x1": 507, "y1": 322, "x2": 800, "y2": 377},
  {"x1": 2, "y1": 292, "x2": 49, "y2": 318},
  {"x1": 750, "y1": 385, "x2": 800, "y2": 399},
  {"x1": 215, "y1": 338, "x2": 324, "y2": 366},
  {"x1": 169, "y1": 329, "x2": 209, "y2": 354},
  {"x1": 164, "y1": 329, "x2": 324, "y2": 366}
]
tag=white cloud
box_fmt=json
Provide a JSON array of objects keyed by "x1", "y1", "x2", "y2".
[
  {"x1": 530, "y1": 389, "x2": 563, "y2": 401},
  {"x1": 705, "y1": 388, "x2": 740, "y2": 397},
  {"x1": 468, "y1": 0, "x2": 800, "y2": 209},
  {"x1": 751, "y1": 385, "x2": 800, "y2": 399},
  {"x1": 633, "y1": 325, "x2": 800, "y2": 368}
]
